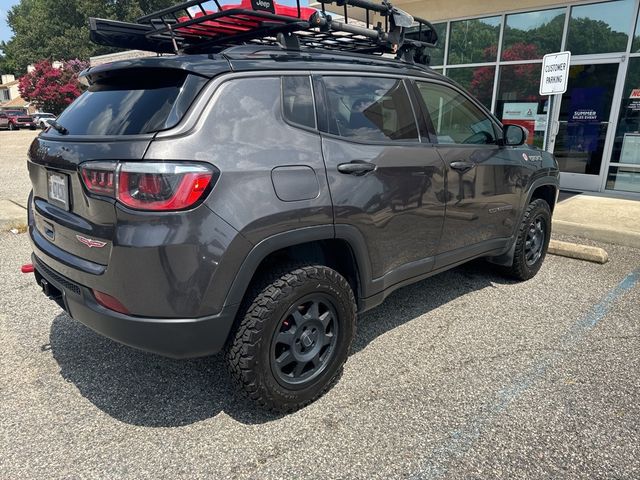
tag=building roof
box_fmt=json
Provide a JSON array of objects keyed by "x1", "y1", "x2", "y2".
[
  {"x1": 0, "y1": 80, "x2": 19, "y2": 89},
  {"x1": 0, "y1": 96, "x2": 30, "y2": 108}
]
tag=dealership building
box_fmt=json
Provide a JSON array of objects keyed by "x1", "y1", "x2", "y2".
[{"x1": 375, "y1": 0, "x2": 640, "y2": 195}]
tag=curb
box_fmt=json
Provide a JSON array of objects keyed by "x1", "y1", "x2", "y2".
[
  {"x1": 548, "y1": 239, "x2": 608, "y2": 264},
  {"x1": 0, "y1": 199, "x2": 27, "y2": 232},
  {"x1": 553, "y1": 219, "x2": 640, "y2": 249}
]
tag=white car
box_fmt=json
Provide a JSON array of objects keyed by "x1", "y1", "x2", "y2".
[{"x1": 33, "y1": 113, "x2": 57, "y2": 130}]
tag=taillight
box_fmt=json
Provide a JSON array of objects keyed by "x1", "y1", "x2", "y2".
[
  {"x1": 79, "y1": 162, "x2": 217, "y2": 211},
  {"x1": 80, "y1": 161, "x2": 117, "y2": 196}
]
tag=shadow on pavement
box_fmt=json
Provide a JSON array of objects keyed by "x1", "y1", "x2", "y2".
[{"x1": 49, "y1": 260, "x2": 513, "y2": 427}]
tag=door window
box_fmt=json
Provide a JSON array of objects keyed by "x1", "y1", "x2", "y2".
[
  {"x1": 320, "y1": 76, "x2": 419, "y2": 142},
  {"x1": 416, "y1": 82, "x2": 497, "y2": 145},
  {"x1": 282, "y1": 76, "x2": 316, "y2": 129}
]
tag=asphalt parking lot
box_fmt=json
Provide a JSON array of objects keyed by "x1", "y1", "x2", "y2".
[{"x1": 1, "y1": 130, "x2": 639, "y2": 479}]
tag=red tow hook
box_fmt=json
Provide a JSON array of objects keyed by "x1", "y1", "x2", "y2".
[{"x1": 21, "y1": 264, "x2": 35, "y2": 274}]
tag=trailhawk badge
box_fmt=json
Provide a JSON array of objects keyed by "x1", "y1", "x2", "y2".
[{"x1": 76, "y1": 235, "x2": 107, "y2": 248}]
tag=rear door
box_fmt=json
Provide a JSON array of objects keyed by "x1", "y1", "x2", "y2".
[
  {"x1": 28, "y1": 68, "x2": 209, "y2": 267},
  {"x1": 412, "y1": 80, "x2": 528, "y2": 261},
  {"x1": 316, "y1": 74, "x2": 446, "y2": 288},
  {"x1": 0, "y1": 113, "x2": 7, "y2": 128}
]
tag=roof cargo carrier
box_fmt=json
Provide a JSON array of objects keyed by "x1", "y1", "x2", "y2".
[{"x1": 89, "y1": 0, "x2": 439, "y2": 65}]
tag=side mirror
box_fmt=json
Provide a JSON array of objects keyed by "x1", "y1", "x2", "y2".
[{"x1": 503, "y1": 124, "x2": 527, "y2": 146}]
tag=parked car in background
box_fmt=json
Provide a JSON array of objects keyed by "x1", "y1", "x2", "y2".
[
  {"x1": 0, "y1": 110, "x2": 37, "y2": 130},
  {"x1": 33, "y1": 113, "x2": 57, "y2": 130}
]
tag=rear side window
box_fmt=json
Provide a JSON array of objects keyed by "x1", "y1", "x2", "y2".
[
  {"x1": 54, "y1": 69, "x2": 208, "y2": 136},
  {"x1": 416, "y1": 82, "x2": 497, "y2": 145},
  {"x1": 282, "y1": 76, "x2": 316, "y2": 129},
  {"x1": 321, "y1": 76, "x2": 419, "y2": 142}
]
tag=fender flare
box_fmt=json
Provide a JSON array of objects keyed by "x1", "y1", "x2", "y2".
[
  {"x1": 488, "y1": 175, "x2": 559, "y2": 267},
  {"x1": 523, "y1": 175, "x2": 560, "y2": 210},
  {"x1": 222, "y1": 224, "x2": 374, "y2": 311}
]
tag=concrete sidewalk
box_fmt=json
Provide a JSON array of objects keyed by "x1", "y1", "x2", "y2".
[
  {"x1": 553, "y1": 193, "x2": 640, "y2": 248},
  {"x1": 0, "y1": 199, "x2": 26, "y2": 230}
]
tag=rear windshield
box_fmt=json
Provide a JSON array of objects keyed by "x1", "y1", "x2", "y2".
[{"x1": 54, "y1": 69, "x2": 208, "y2": 136}]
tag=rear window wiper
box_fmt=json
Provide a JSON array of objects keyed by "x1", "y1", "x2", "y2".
[{"x1": 48, "y1": 120, "x2": 69, "y2": 135}]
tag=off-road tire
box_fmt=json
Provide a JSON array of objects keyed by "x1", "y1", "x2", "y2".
[
  {"x1": 504, "y1": 198, "x2": 551, "y2": 280},
  {"x1": 226, "y1": 264, "x2": 357, "y2": 412}
]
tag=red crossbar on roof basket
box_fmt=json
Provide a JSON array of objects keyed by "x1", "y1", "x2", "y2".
[{"x1": 176, "y1": 0, "x2": 317, "y2": 37}]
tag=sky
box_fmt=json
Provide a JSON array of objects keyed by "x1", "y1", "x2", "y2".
[{"x1": 0, "y1": 0, "x2": 20, "y2": 44}]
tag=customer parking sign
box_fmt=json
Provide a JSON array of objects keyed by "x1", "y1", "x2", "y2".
[{"x1": 540, "y1": 51, "x2": 571, "y2": 96}]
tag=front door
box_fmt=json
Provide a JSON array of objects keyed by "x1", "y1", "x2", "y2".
[
  {"x1": 413, "y1": 80, "x2": 529, "y2": 259},
  {"x1": 548, "y1": 60, "x2": 625, "y2": 191}
]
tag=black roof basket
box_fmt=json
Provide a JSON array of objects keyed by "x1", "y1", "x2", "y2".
[{"x1": 89, "y1": 0, "x2": 438, "y2": 65}]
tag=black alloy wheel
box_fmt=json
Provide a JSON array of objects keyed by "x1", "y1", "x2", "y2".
[
  {"x1": 270, "y1": 295, "x2": 339, "y2": 389},
  {"x1": 525, "y1": 214, "x2": 546, "y2": 266},
  {"x1": 502, "y1": 198, "x2": 552, "y2": 281}
]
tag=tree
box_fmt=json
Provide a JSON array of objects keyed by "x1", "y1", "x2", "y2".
[
  {"x1": 18, "y1": 59, "x2": 88, "y2": 114},
  {"x1": 1, "y1": 0, "x2": 178, "y2": 74}
]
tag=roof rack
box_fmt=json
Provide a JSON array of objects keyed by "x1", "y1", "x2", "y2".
[{"x1": 89, "y1": 0, "x2": 438, "y2": 65}]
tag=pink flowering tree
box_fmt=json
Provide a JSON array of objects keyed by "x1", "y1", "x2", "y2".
[{"x1": 18, "y1": 59, "x2": 88, "y2": 115}]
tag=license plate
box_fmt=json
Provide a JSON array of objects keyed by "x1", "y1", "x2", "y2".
[{"x1": 48, "y1": 172, "x2": 69, "y2": 210}]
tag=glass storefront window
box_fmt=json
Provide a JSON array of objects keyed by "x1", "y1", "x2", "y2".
[
  {"x1": 446, "y1": 66, "x2": 495, "y2": 109},
  {"x1": 566, "y1": 0, "x2": 635, "y2": 55},
  {"x1": 633, "y1": 11, "x2": 640, "y2": 53},
  {"x1": 495, "y1": 64, "x2": 547, "y2": 148},
  {"x1": 429, "y1": 23, "x2": 447, "y2": 66},
  {"x1": 502, "y1": 8, "x2": 565, "y2": 61},
  {"x1": 606, "y1": 167, "x2": 640, "y2": 192},
  {"x1": 609, "y1": 57, "x2": 640, "y2": 192},
  {"x1": 448, "y1": 16, "x2": 501, "y2": 65}
]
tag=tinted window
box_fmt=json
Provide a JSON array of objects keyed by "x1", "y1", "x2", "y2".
[
  {"x1": 448, "y1": 16, "x2": 501, "y2": 65},
  {"x1": 54, "y1": 69, "x2": 207, "y2": 136},
  {"x1": 321, "y1": 76, "x2": 418, "y2": 142},
  {"x1": 417, "y1": 82, "x2": 497, "y2": 145},
  {"x1": 282, "y1": 76, "x2": 315, "y2": 129},
  {"x1": 502, "y1": 8, "x2": 565, "y2": 61},
  {"x1": 446, "y1": 66, "x2": 495, "y2": 109},
  {"x1": 567, "y1": 0, "x2": 635, "y2": 55}
]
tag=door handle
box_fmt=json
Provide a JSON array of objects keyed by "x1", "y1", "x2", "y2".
[
  {"x1": 450, "y1": 161, "x2": 475, "y2": 172},
  {"x1": 337, "y1": 161, "x2": 376, "y2": 176}
]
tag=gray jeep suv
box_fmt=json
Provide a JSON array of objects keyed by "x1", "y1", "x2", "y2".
[{"x1": 26, "y1": 0, "x2": 559, "y2": 412}]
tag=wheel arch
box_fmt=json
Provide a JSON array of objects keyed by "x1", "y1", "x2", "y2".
[
  {"x1": 528, "y1": 182, "x2": 558, "y2": 213},
  {"x1": 223, "y1": 225, "x2": 373, "y2": 315},
  {"x1": 489, "y1": 176, "x2": 559, "y2": 267}
]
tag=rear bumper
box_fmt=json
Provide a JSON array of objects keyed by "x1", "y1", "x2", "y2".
[{"x1": 33, "y1": 254, "x2": 238, "y2": 359}]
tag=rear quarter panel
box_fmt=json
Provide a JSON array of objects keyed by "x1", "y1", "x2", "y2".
[{"x1": 146, "y1": 74, "x2": 333, "y2": 243}]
